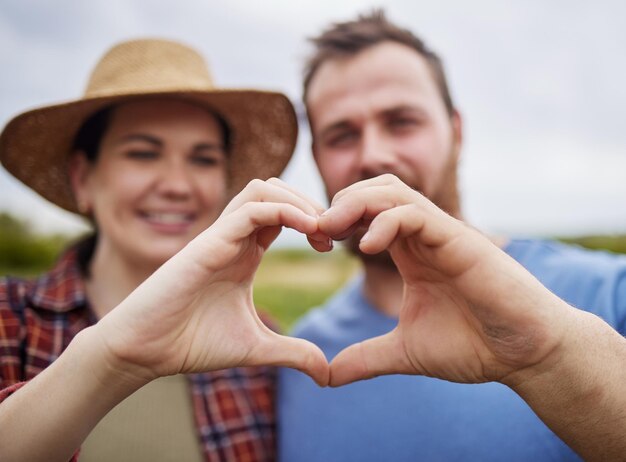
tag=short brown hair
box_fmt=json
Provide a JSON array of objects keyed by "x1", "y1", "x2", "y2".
[{"x1": 303, "y1": 10, "x2": 455, "y2": 115}]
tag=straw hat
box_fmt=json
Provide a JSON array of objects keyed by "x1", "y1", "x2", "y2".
[{"x1": 0, "y1": 38, "x2": 298, "y2": 213}]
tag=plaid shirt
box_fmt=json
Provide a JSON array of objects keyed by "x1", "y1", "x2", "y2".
[{"x1": 0, "y1": 248, "x2": 276, "y2": 461}]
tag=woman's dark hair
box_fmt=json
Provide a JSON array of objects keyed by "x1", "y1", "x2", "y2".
[
  {"x1": 72, "y1": 106, "x2": 114, "y2": 162},
  {"x1": 71, "y1": 107, "x2": 112, "y2": 276},
  {"x1": 72, "y1": 102, "x2": 232, "y2": 162}
]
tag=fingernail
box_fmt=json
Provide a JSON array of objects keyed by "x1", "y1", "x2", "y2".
[
  {"x1": 320, "y1": 207, "x2": 332, "y2": 217},
  {"x1": 360, "y1": 232, "x2": 370, "y2": 243}
]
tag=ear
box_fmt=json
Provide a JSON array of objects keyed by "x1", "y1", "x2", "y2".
[
  {"x1": 450, "y1": 109, "x2": 463, "y2": 161},
  {"x1": 68, "y1": 151, "x2": 94, "y2": 214}
]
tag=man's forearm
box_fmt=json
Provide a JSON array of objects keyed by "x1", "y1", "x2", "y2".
[{"x1": 506, "y1": 307, "x2": 626, "y2": 461}]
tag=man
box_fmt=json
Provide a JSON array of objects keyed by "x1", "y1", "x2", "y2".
[{"x1": 279, "y1": 11, "x2": 626, "y2": 461}]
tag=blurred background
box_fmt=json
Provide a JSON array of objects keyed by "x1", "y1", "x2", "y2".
[{"x1": 2, "y1": 0, "x2": 625, "y2": 327}]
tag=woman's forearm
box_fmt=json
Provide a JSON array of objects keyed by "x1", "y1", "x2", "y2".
[{"x1": 0, "y1": 325, "x2": 148, "y2": 462}]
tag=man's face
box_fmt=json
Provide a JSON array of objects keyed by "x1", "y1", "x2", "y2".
[{"x1": 307, "y1": 42, "x2": 462, "y2": 220}]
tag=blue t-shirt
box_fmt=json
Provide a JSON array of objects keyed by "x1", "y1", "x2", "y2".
[{"x1": 278, "y1": 239, "x2": 626, "y2": 462}]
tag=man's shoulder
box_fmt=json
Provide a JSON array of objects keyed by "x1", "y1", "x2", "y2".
[
  {"x1": 507, "y1": 238, "x2": 626, "y2": 275},
  {"x1": 291, "y1": 289, "x2": 347, "y2": 339},
  {"x1": 508, "y1": 238, "x2": 626, "y2": 331}
]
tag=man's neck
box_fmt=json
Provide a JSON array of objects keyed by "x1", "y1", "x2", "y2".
[
  {"x1": 85, "y1": 241, "x2": 158, "y2": 319},
  {"x1": 362, "y1": 262, "x2": 404, "y2": 318}
]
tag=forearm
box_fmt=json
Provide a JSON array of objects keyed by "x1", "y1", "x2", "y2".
[
  {"x1": 506, "y1": 308, "x2": 626, "y2": 461},
  {"x1": 0, "y1": 326, "x2": 148, "y2": 462}
]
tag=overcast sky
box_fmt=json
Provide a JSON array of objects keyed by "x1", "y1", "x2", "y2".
[{"x1": 1, "y1": 0, "x2": 625, "y2": 247}]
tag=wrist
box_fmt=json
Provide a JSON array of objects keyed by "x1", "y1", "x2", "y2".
[
  {"x1": 72, "y1": 324, "x2": 154, "y2": 398},
  {"x1": 500, "y1": 308, "x2": 626, "y2": 460},
  {"x1": 500, "y1": 302, "x2": 583, "y2": 392}
]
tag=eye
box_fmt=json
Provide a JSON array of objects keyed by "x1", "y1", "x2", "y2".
[
  {"x1": 191, "y1": 156, "x2": 217, "y2": 165},
  {"x1": 126, "y1": 150, "x2": 159, "y2": 160},
  {"x1": 190, "y1": 150, "x2": 225, "y2": 167},
  {"x1": 326, "y1": 130, "x2": 358, "y2": 148},
  {"x1": 389, "y1": 117, "x2": 418, "y2": 129}
]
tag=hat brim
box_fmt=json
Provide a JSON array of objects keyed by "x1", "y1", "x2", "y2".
[{"x1": 0, "y1": 89, "x2": 298, "y2": 213}]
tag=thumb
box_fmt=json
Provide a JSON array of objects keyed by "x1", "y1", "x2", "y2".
[
  {"x1": 250, "y1": 332, "x2": 330, "y2": 387},
  {"x1": 329, "y1": 329, "x2": 410, "y2": 386}
]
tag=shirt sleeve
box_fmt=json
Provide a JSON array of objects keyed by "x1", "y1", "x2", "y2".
[
  {"x1": 615, "y1": 269, "x2": 626, "y2": 336},
  {"x1": 0, "y1": 277, "x2": 27, "y2": 388},
  {"x1": 0, "y1": 380, "x2": 27, "y2": 403}
]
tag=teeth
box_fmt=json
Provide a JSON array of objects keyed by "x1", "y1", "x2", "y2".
[{"x1": 145, "y1": 213, "x2": 192, "y2": 224}]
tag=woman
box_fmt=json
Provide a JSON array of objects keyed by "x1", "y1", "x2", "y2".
[{"x1": 0, "y1": 38, "x2": 329, "y2": 461}]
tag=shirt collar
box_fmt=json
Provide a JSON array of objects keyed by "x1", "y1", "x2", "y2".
[{"x1": 28, "y1": 246, "x2": 89, "y2": 312}]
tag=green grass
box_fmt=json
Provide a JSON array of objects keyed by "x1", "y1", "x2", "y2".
[
  {"x1": 558, "y1": 235, "x2": 626, "y2": 255},
  {"x1": 254, "y1": 285, "x2": 342, "y2": 331}
]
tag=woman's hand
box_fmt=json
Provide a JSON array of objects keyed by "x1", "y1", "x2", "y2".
[{"x1": 93, "y1": 178, "x2": 331, "y2": 386}]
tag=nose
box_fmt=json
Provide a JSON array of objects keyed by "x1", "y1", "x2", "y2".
[
  {"x1": 157, "y1": 157, "x2": 194, "y2": 200},
  {"x1": 357, "y1": 125, "x2": 395, "y2": 179}
]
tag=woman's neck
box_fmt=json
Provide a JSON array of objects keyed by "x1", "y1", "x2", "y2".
[{"x1": 85, "y1": 240, "x2": 159, "y2": 319}]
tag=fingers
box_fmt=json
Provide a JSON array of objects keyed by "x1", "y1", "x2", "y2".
[
  {"x1": 251, "y1": 333, "x2": 330, "y2": 386},
  {"x1": 221, "y1": 178, "x2": 332, "y2": 252},
  {"x1": 228, "y1": 202, "x2": 319, "y2": 239},
  {"x1": 319, "y1": 186, "x2": 400, "y2": 239},
  {"x1": 307, "y1": 234, "x2": 334, "y2": 253},
  {"x1": 320, "y1": 175, "x2": 462, "y2": 249},
  {"x1": 265, "y1": 177, "x2": 327, "y2": 215},
  {"x1": 329, "y1": 173, "x2": 408, "y2": 208},
  {"x1": 320, "y1": 175, "x2": 417, "y2": 240},
  {"x1": 359, "y1": 204, "x2": 459, "y2": 254},
  {"x1": 223, "y1": 178, "x2": 324, "y2": 218},
  {"x1": 329, "y1": 330, "x2": 412, "y2": 386},
  {"x1": 256, "y1": 225, "x2": 283, "y2": 250}
]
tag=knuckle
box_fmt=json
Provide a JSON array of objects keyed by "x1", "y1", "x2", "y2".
[
  {"x1": 406, "y1": 203, "x2": 422, "y2": 215},
  {"x1": 239, "y1": 201, "x2": 258, "y2": 215},
  {"x1": 381, "y1": 173, "x2": 400, "y2": 183},
  {"x1": 247, "y1": 178, "x2": 265, "y2": 191}
]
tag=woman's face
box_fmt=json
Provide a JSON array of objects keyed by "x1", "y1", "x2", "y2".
[{"x1": 73, "y1": 99, "x2": 228, "y2": 268}]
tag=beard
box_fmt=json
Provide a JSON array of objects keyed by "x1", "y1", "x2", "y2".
[
  {"x1": 343, "y1": 225, "x2": 397, "y2": 268},
  {"x1": 340, "y1": 153, "x2": 461, "y2": 270}
]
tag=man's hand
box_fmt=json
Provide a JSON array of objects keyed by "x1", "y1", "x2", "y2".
[
  {"x1": 319, "y1": 174, "x2": 626, "y2": 460},
  {"x1": 319, "y1": 174, "x2": 571, "y2": 386}
]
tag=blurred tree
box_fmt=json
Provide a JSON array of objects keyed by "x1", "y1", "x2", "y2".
[{"x1": 0, "y1": 213, "x2": 70, "y2": 275}]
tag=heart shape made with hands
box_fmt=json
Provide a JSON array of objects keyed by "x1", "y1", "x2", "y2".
[
  {"x1": 250, "y1": 175, "x2": 554, "y2": 389},
  {"x1": 90, "y1": 175, "x2": 552, "y2": 404},
  {"x1": 280, "y1": 196, "x2": 439, "y2": 388}
]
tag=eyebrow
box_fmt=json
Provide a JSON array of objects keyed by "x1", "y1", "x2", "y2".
[
  {"x1": 381, "y1": 105, "x2": 427, "y2": 118},
  {"x1": 116, "y1": 134, "x2": 163, "y2": 147},
  {"x1": 317, "y1": 105, "x2": 428, "y2": 139},
  {"x1": 194, "y1": 142, "x2": 225, "y2": 152},
  {"x1": 115, "y1": 135, "x2": 224, "y2": 152},
  {"x1": 318, "y1": 121, "x2": 354, "y2": 140}
]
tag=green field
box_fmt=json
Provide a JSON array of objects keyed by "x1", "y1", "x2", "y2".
[{"x1": 253, "y1": 248, "x2": 359, "y2": 330}]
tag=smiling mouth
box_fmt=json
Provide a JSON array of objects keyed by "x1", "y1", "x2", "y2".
[{"x1": 140, "y1": 211, "x2": 196, "y2": 226}]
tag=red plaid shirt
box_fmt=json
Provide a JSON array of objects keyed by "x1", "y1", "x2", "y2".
[{"x1": 0, "y1": 248, "x2": 276, "y2": 461}]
